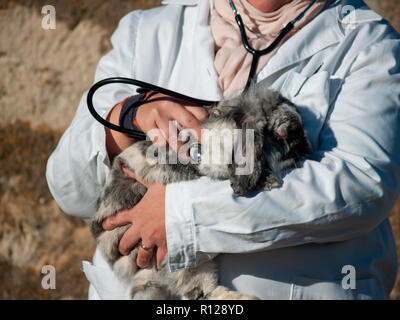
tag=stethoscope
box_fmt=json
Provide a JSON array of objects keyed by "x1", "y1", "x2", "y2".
[
  {"x1": 229, "y1": 0, "x2": 318, "y2": 90},
  {"x1": 87, "y1": 0, "x2": 318, "y2": 158}
]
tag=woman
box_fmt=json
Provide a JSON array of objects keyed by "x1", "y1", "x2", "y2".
[{"x1": 46, "y1": 0, "x2": 400, "y2": 299}]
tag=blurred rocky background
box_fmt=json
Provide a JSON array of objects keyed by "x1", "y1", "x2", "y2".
[{"x1": 0, "y1": 0, "x2": 399, "y2": 299}]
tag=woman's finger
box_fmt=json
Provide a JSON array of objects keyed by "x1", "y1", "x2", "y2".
[
  {"x1": 147, "y1": 127, "x2": 168, "y2": 148},
  {"x1": 102, "y1": 209, "x2": 132, "y2": 230},
  {"x1": 137, "y1": 241, "x2": 155, "y2": 269},
  {"x1": 155, "y1": 117, "x2": 184, "y2": 154},
  {"x1": 156, "y1": 246, "x2": 168, "y2": 271},
  {"x1": 158, "y1": 99, "x2": 203, "y2": 144},
  {"x1": 118, "y1": 224, "x2": 141, "y2": 256},
  {"x1": 174, "y1": 109, "x2": 203, "y2": 143},
  {"x1": 185, "y1": 106, "x2": 208, "y2": 122}
]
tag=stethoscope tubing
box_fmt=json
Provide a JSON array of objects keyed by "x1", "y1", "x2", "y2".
[
  {"x1": 229, "y1": 0, "x2": 318, "y2": 89},
  {"x1": 86, "y1": 77, "x2": 218, "y2": 139}
]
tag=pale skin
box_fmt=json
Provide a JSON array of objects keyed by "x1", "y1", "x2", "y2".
[{"x1": 103, "y1": 0, "x2": 293, "y2": 270}]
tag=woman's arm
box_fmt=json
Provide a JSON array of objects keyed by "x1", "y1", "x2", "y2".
[{"x1": 105, "y1": 102, "x2": 136, "y2": 161}]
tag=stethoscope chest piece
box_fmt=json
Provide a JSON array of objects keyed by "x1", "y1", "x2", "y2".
[{"x1": 188, "y1": 142, "x2": 202, "y2": 163}]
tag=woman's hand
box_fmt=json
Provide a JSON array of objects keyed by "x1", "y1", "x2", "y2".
[
  {"x1": 136, "y1": 93, "x2": 207, "y2": 153},
  {"x1": 105, "y1": 94, "x2": 206, "y2": 160},
  {"x1": 106, "y1": 94, "x2": 207, "y2": 160},
  {"x1": 102, "y1": 167, "x2": 167, "y2": 271}
]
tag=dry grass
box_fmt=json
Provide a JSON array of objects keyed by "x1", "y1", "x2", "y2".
[
  {"x1": 0, "y1": 0, "x2": 161, "y2": 300},
  {"x1": 0, "y1": 121, "x2": 95, "y2": 299},
  {"x1": 0, "y1": 0, "x2": 398, "y2": 300},
  {"x1": 365, "y1": 0, "x2": 400, "y2": 31}
]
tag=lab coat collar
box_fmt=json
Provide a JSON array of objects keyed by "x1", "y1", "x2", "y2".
[
  {"x1": 337, "y1": 0, "x2": 382, "y2": 26},
  {"x1": 154, "y1": 0, "x2": 383, "y2": 100},
  {"x1": 258, "y1": 1, "x2": 345, "y2": 80},
  {"x1": 190, "y1": 0, "x2": 346, "y2": 95},
  {"x1": 264, "y1": 0, "x2": 382, "y2": 76},
  {"x1": 191, "y1": 0, "x2": 223, "y2": 100},
  {"x1": 161, "y1": 0, "x2": 198, "y2": 5},
  {"x1": 192, "y1": 0, "x2": 383, "y2": 85}
]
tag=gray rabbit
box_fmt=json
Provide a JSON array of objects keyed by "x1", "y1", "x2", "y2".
[{"x1": 91, "y1": 87, "x2": 311, "y2": 300}]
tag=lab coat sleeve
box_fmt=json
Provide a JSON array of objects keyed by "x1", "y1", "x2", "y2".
[
  {"x1": 46, "y1": 11, "x2": 141, "y2": 221},
  {"x1": 165, "y1": 39, "x2": 400, "y2": 271}
]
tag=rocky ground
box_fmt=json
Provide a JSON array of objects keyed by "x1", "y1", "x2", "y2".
[{"x1": 0, "y1": 0, "x2": 399, "y2": 299}]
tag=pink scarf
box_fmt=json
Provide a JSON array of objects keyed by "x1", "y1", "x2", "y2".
[{"x1": 211, "y1": 0, "x2": 330, "y2": 98}]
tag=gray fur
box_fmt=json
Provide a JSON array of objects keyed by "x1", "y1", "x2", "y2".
[{"x1": 90, "y1": 87, "x2": 310, "y2": 300}]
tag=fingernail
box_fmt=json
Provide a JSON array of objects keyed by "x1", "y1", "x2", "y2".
[{"x1": 122, "y1": 164, "x2": 126, "y2": 169}]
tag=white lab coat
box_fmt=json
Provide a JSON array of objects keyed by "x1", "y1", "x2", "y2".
[{"x1": 46, "y1": 0, "x2": 400, "y2": 299}]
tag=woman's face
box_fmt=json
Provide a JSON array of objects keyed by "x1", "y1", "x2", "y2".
[{"x1": 247, "y1": 0, "x2": 293, "y2": 12}]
